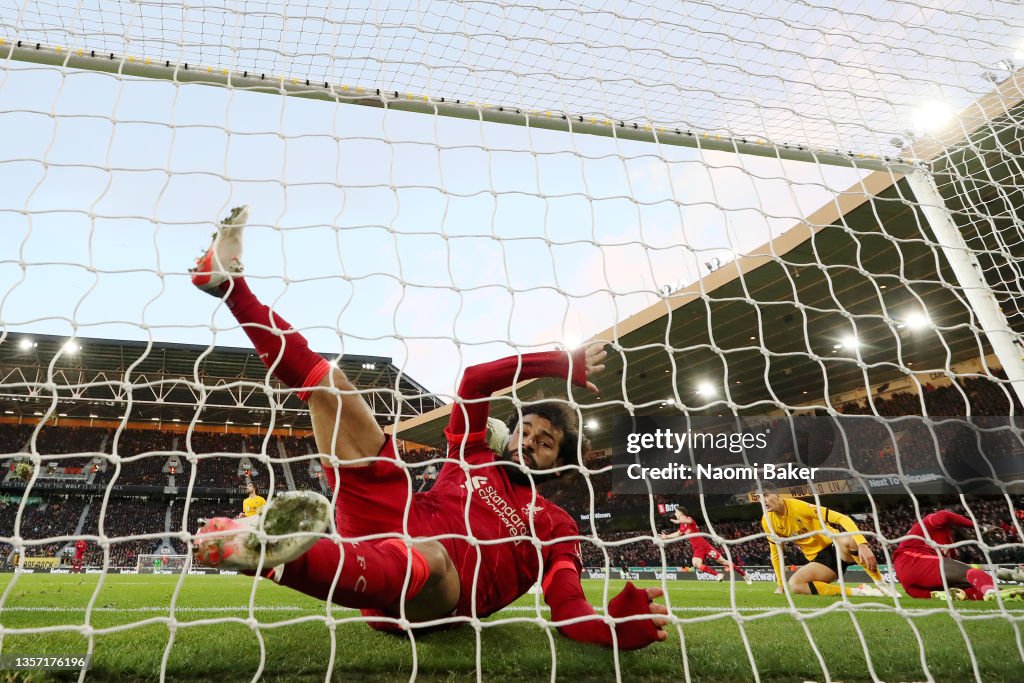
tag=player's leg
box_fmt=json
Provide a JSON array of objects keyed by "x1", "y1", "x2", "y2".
[
  {"x1": 786, "y1": 561, "x2": 839, "y2": 595},
  {"x1": 271, "y1": 537, "x2": 460, "y2": 621},
  {"x1": 939, "y1": 558, "x2": 999, "y2": 600},
  {"x1": 710, "y1": 549, "x2": 751, "y2": 583},
  {"x1": 834, "y1": 535, "x2": 895, "y2": 596},
  {"x1": 190, "y1": 206, "x2": 382, "y2": 464},
  {"x1": 692, "y1": 557, "x2": 721, "y2": 580},
  {"x1": 190, "y1": 207, "x2": 460, "y2": 623},
  {"x1": 788, "y1": 555, "x2": 883, "y2": 597}
]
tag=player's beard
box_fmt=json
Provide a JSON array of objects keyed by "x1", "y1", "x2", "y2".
[{"x1": 499, "y1": 447, "x2": 558, "y2": 487}]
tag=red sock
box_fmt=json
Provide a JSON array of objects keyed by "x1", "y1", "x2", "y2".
[
  {"x1": 966, "y1": 568, "x2": 995, "y2": 597},
  {"x1": 219, "y1": 277, "x2": 330, "y2": 400},
  {"x1": 698, "y1": 565, "x2": 719, "y2": 577},
  {"x1": 730, "y1": 564, "x2": 747, "y2": 577},
  {"x1": 278, "y1": 538, "x2": 430, "y2": 609}
]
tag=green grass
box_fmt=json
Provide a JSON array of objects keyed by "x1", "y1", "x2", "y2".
[{"x1": 0, "y1": 574, "x2": 1019, "y2": 682}]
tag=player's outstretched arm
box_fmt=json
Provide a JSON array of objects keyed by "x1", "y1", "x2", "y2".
[
  {"x1": 816, "y1": 505, "x2": 876, "y2": 572},
  {"x1": 543, "y1": 567, "x2": 667, "y2": 649},
  {"x1": 762, "y1": 516, "x2": 787, "y2": 593},
  {"x1": 447, "y1": 342, "x2": 606, "y2": 441},
  {"x1": 659, "y1": 530, "x2": 682, "y2": 540}
]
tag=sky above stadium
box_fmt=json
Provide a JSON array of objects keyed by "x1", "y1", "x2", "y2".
[
  {"x1": 0, "y1": 61, "x2": 867, "y2": 398},
  {"x1": 1, "y1": 1, "x2": 1020, "y2": 398}
]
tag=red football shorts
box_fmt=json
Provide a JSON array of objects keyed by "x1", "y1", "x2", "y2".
[
  {"x1": 321, "y1": 436, "x2": 415, "y2": 538},
  {"x1": 894, "y1": 550, "x2": 947, "y2": 599},
  {"x1": 694, "y1": 548, "x2": 720, "y2": 563}
]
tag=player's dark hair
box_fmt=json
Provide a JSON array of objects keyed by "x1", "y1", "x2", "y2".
[
  {"x1": 506, "y1": 400, "x2": 589, "y2": 466},
  {"x1": 248, "y1": 481, "x2": 259, "y2": 496},
  {"x1": 675, "y1": 506, "x2": 688, "y2": 516}
]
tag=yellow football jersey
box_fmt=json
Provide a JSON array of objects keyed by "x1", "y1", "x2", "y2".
[
  {"x1": 243, "y1": 495, "x2": 267, "y2": 518},
  {"x1": 761, "y1": 497, "x2": 867, "y2": 585}
]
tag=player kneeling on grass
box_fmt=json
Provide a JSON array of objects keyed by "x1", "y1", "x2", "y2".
[
  {"x1": 189, "y1": 206, "x2": 668, "y2": 649},
  {"x1": 894, "y1": 508, "x2": 1024, "y2": 602},
  {"x1": 761, "y1": 492, "x2": 896, "y2": 597},
  {"x1": 659, "y1": 507, "x2": 751, "y2": 584}
]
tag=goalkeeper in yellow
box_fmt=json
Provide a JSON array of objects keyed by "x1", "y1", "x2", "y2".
[
  {"x1": 761, "y1": 493, "x2": 897, "y2": 597},
  {"x1": 239, "y1": 482, "x2": 267, "y2": 518}
]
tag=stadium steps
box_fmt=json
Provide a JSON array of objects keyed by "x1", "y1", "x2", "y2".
[
  {"x1": 73, "y1": 503, "x2": 90, "y2": 536},
  {"x1": 275, "y1": 440, "x2": 297, "y2": 490}
]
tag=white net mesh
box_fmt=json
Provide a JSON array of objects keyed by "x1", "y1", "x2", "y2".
[
  {"x1": 0, "y1": 0, "x2": 1023, "y2": 680},
  {"x1": 4, "y1": 0, "x2": 1024, "y2": 156}
]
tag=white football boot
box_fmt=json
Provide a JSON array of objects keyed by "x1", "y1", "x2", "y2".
[
  {"x1": 189, "y1": 205, "x2": 249, "y2": 296},
  {"x1": 194, "y1": 490, "x2": 331, "y2": 570}
]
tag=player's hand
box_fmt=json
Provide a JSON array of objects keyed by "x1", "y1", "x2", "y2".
[
  {"x1": 607, "y1": 582, "x2": 668, "y2": 649},
  {"x1": 583, "y1": 342, "x2": 607, "y2": 393},
  {"x1": 856, "y1": 543, "x2": 877, "y2": 573},
  {"x1": 774, "y1": 585, "x2": 785, "y2": 594},
  {"x1": 658, "y1": 533, "x2": 669, "y2": 540}
]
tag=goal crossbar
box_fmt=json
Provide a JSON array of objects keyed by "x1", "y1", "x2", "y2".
[{"x1": 2, "y1": 40, "x2": 920, "y2": 175}]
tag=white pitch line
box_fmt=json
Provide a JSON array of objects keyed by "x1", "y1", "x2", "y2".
[{"x1": 0, "y1": 605, "x2": 1020, "y2": 615}]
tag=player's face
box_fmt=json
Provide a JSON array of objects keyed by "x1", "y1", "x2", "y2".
[
  {"x1": 762, "y1": 493, "x2": 785, "y2": 514},
  {"x1": 246, "y1": 483, "x2": 255, "y2": 496},
  {"x1": 504, "y1": 414, "x2": 563, "y2": 472}
]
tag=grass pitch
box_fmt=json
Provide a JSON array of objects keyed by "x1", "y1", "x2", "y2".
[{"x1": 0, "y1": 574, "x2": 1020, "y2": 682}]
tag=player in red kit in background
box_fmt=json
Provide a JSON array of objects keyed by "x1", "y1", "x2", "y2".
[
  {"x1": 190, "y1": 206, "x2": 668, "y2": 649},
  {"x1": 894, "y1": 509, "x2": 1024, "y2": 601},
  {"x1": 72, "y1": 539, "x2": 87, "y2": 573},
  {"x1": 660, "y1": 507, "x2": 752, "y2": 584}
]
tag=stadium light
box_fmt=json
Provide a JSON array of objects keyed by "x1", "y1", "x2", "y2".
[
  {"x1": 912, "y1": 100, "x2": 955, "y2": 135},
  {"x1": 838, "y1": 335, "x2": 860, "y2": 351},
  {"x1": 586, "y1": 419, "x2": 599, "y2": 431},
  {"x1": 62, "y1": 340, "x2": 81, "y2": 354},
  {"x1": 696, "y1": 382, "x2": 716, "y2": 398},
  {"x1": 902, "y1": 312, "x2": 931, "y2": 331},
  {"x1": 18, "y1": 338, "x2": 34, "y2": 350}
]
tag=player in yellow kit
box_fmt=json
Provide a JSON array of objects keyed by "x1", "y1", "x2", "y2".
[
  {"x1": 761, "y1": 493, "x2": 897, "y2": 598},
  {"x1": 240, "y1": 482, "x2": 267, "y2": 518}
]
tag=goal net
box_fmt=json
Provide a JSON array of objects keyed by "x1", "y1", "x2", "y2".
[
  {"x1": 1, "y1": 0, "x2": 1024, "y2": 680},
  {"x1": 137, "y1": 554, "x2": 190, "y2": 574}
]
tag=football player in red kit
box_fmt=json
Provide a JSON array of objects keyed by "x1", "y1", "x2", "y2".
[
  {"x1": 660, "y1": 507, "x2": 752, "y2": 584},
  {"x1": 894, "y1": 509, "x2": 1023, "y2": 601},
  {"x1": 72, "y1": 539, "x2": 87, "y2": 573},
  {"x1": 190, "y1": 207, "x2": 668, "y2": 649}
]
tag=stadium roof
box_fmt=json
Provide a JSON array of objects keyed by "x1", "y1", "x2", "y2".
[
  {"x1": 393, "y1": 71, "x2": 1024, "y2": 452},
  {"x1": 0, "y1": 333, "x2": 443, "y2": 429}
]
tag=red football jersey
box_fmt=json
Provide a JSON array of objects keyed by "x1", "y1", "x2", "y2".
[
  {"x1": 895, "y1": 510, "x2": 974, "y2": 560},
  {"x1": 418, "y1": 436, "x2": 580, "y2": 618},
  {"x1": 409, "y1": 350, "x2": 587, "y2": 619},
  {"x1": 678, "y1": 520, "x2": 715, "y2": 556},
  {"x1": 74, "y1": 539, "x2": 86, "y2": 557}
]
